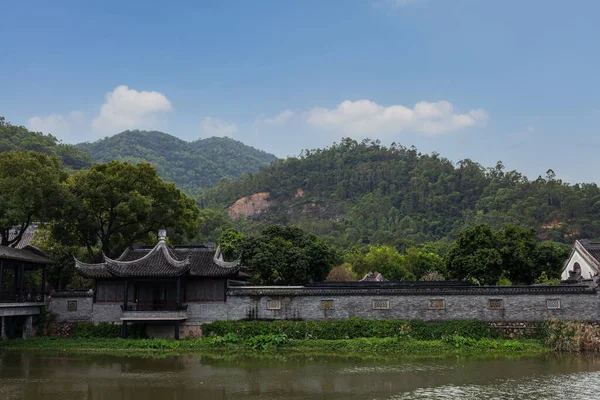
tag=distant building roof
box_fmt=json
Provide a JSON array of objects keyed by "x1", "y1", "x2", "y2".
[
  {"x1": 360, "y1": 272, "x2": 387, "y2": 282},
  {"x1": 75, "y1": 235, "x2": 240, "y2": 279},
  {"x1": 0, "y1": 244, "x2": 53, "y2": 265},
  {"x1": 0, "y1": 224, "x2": 39, "y2": 249}
]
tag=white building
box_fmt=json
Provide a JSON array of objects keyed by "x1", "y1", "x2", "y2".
[{"x1": 561, "y1": 239, "x2": 600, "y2": 281}]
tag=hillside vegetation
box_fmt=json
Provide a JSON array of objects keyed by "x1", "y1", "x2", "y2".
[
  {"x1": 202, "y1": 138, "x2": 600, "y2": 247},
  {"x1": 77, "y1": 130, "x2": 276, "y2": 196},
  {"x1": 0, "y1": 117, "x2": 91, "y2": 169}
]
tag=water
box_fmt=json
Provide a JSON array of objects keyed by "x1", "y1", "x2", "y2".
[{"x1": 1, "y1": 351, "x2": 600, "y2": 399}]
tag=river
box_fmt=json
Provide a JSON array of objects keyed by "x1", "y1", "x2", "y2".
[{"x1": 1, "y1": 351, "x2": 600, "y2": 399}]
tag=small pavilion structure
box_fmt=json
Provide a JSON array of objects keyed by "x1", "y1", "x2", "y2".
[
  {"x1": 0, "y1": 245, "x2": 51, "y2": 340},
  {"x1": 74, "y1": 230, "x2": 240, "y2": 338}
]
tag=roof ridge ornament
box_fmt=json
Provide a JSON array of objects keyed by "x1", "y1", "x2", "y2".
[
  {"x1": 213, "y1": 245, "x2": 241, "y2": 268},
  {"x1": 158, "y1": 228, "x2": 167, "y2": 243}
]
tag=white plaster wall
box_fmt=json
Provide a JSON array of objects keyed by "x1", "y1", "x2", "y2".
[{"x1": 561, "y1": 250, "x2": 596, "y2": 280}]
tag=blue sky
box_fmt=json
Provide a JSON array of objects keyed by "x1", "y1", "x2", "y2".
[{"x1": 2, "y1": 0, "x2": 600, "y2": 183}]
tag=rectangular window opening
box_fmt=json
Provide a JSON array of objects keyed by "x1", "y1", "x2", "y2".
[{"x1": 372, "y1": 300, "x2": 390, "y2": 310}]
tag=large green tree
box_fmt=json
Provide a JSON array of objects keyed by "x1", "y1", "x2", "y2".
[
  {"x1": 446, "y1": 224, "x2": 570, "y2": 285},
  {"x1": 235, "y1": 225, "x2": 339, "y2": 285},
  {"x1": 445, "y1": 225, "x2": 503, "y2": 285},
  {"x1": 0, "y1": 151, "x2": 67, "y2": 247},
  {"x1": 54, "y1": 161, "x2": 200, "y2": 260}
]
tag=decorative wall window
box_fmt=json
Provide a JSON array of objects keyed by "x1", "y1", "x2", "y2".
[
  {"x1": 266, "y1": 300, "x2": 282, "y2": 310},
  {"x1": 546, "y1": 299, "x2": 561, "y2": 310},
  {"x1": 321, "y1": 300, "x2": 334, "y2": 310},
  {"x1": 67, "y1": 300, "x2": 77, "y2": 312},
  {"x1": 372, "y1": 300, "x2": 390, "y2": 310},
  {"x1": 428, "y1": 299, "x2": 446, "y2": 310},
  {"x1": 488, "y1": 299, "x2": 504, "y2": 310}
]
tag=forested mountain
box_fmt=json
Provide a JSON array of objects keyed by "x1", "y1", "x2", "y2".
[
  {"x1": 201, "y1": 138, "x2": 600, "y2": 247},
  {"x1": 0, "y1": 117, "x2": 91, "y2": 169},
  {"x1": 77, "y1": 130, "x2": 277, "y2": 196}
]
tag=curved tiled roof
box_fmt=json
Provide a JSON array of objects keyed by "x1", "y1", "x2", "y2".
[
  {"x1": 0, "y1": 244, "x2": 53, "y2": 264},
  {"x1": 75, "y1": 241, "x2": 240, "y2": 279}
]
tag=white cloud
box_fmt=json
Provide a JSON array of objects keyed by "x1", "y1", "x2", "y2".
[
  {"x1": 307, "y1": 99, "x2": 488, "y2": 136},
  {"x1": 256, "y1": 109, "x2": 295, "y2": 125},
  {"x1": 201, "y1": 117, "x2": 238, "y2": 137},
  {"x1": 27, "y1": 111, "x2": 86, "y2": 142},
  {"x1": 92, "y1": 85, "x2": 172, "y2": 133}
]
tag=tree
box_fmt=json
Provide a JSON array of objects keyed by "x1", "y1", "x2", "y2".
[
  {"x1": 239, "y1": 225, "x2": 339, "y2": 285},
  {"x1": 326, "y1": 264, "x2": 356, "y2": 281},
  {"x1": 403, "y1": 246, "x2": 445, "y2": 278},
  {"x1": 217, "y1": 228, "x2": 244, "y2": 261},
  {"x1": 495, "y1": 225, "x2": 537, "y2": 284},
  {"x1": 360, "y1": 245, "x2": 414, "y2": 281},
  {"x1": 54, "y1": 161, "x2": 200, "y2": 260},
  {"x1": 31, "y1": 225, "x2": 88, "y2": 290},
  {"x1": 195, "y1": 208, "x2": 234, "y2": 243},
  {"x1": 445, "y1": 225, "x2": 502, "y2": 285},
  {"x1": 0, "y1": 151, "x2": 67, "y2": 247}
]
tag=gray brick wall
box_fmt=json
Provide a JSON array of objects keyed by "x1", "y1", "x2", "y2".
[
  {"x1": 49, "y1": 296, "x2": 93, "y2": 321},
  {"x1": 222, "y1": 293, "x2": 597, "y2": 322},
  {"x1": 49, "y1": 288, "x2": 600, "y2": 326}
]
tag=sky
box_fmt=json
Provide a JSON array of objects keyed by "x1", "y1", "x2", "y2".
[{"x1": 2, "y1": 0, "x2": 600, "y2": 183}]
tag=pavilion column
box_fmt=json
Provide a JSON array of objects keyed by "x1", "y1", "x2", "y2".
[
  {"x1": 13, "y1": 265, "x2": 19, "y2": 302},
  {"x1": 22, "y1": 315, "x2": 33, "y2": 339},
  {"x1": 41, "y1": 264, "x2": 46, "y2": 302},
  {"x1": 121, "y1": 322, "x2": 128, "y2": 339},
  {"x1": 174, "y1": 321, "x2": 180, "y2": 340},
  {"x1": 0, "y1": 260, "x2": 4, "y2": 302},
  {"x1": 19, "y1": 263, "x2": 24, "y2": 302},
  {"x1": 123, "y1": 281, "x2": 129, "y2": 310},
  {"x1": 1, "y1": 316, "x2": 6, "y2": 341},
  {"x1": 176, "y1": 277, "x2": 181, "y2": 307}
]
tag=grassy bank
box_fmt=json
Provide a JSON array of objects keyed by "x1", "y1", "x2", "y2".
[{"x1": 0, "y1": 335, "x2": 547, "y2": 359}]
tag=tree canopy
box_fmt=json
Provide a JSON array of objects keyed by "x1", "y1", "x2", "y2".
[
  {"x1": 53, "y1": 161, "x2": 200, "y2": 260},
  {"x1": 445, "y1": 224, "x2": 569, "y2": 285},
  {"x1": 0, "y1": 151, "x2": 67, "y2": 247},
  {"x1": 221, "y1": 225, "x2": 340, "y2": 285}
]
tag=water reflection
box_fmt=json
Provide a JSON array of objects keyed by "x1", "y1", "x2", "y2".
[{"x1": 1, "y1": 351, "x2": 600, "y2": 399}]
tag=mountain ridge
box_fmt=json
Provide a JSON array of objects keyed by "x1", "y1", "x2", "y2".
[
  {"x1": 200, "y1": 138, "x2": 600, "y2": 247},
  {"x1": 77, "y1": 130, "x2": 277, "y2": 196}
]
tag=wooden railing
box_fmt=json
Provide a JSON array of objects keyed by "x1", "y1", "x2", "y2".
[{"x1": 0, "y1": 291, "x2": 43, "y2": 303}]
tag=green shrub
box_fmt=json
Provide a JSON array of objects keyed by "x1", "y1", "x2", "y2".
[
  {"x1": 73, "y1": 322, "x2": 121, "y2": 338},
  {"x1": 202, "y1": 318, "x2": 498, "y2": 340}
]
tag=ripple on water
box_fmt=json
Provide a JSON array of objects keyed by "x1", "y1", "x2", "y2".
[
  {"x1": 385, "y1": 370, "x2": 600, "y2": 400},
  {"x1": 338, "y1": 364, "x2": 455, "y2": 375}
]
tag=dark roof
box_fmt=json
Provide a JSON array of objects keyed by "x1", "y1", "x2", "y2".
[
  {"x1": 580, "y1": 240, "x2": 600, "y2": 264},
  {"x1": 0, "y1": 245, "x2": 53, "y2": 264},
  {"x1": 75, "y1": 240, "x2": 240, "y2": 279},
  {"x1": 229, "y1": 284, "x2": 597, "y2": 297}
]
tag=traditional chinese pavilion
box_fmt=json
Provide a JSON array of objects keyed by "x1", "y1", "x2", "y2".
[{"x1": 74, "y1": 230, "x2": 240, "y2": 338}]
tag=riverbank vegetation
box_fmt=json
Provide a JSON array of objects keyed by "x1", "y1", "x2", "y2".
[
  {"x1": 0, "y1": 336, "x2": 545, "y2": 359},
  {"x1": 8, "y1": 318, "x2": 600, "y2": 358}
]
